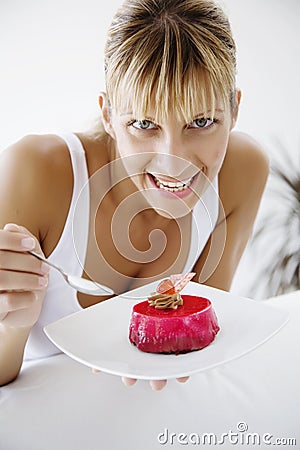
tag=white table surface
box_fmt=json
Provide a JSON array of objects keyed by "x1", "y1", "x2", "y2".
[{"x1": 1, "y1": 290, "x2": 299, "y2": 450}]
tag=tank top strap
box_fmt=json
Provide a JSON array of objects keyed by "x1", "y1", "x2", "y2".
[
  {"x1": 24, "y1": 132, "x2": 90, "y2": 360},
  {"x1": 47, "y1": 132, "x2": 90, "y2": 276}
]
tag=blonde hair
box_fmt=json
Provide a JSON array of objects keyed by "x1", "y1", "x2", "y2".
[{"x1": 104, "y1": 0, "x2": 236, "y2": 122}]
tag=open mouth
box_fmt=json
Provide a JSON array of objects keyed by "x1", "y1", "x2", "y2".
[{"x1": 150, "y1": 174, "x2": 194, "y2": 193}]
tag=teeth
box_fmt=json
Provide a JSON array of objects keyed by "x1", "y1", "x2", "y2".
[{"x1": 152, "y1": 175, "x2": 192, "y2": 192}]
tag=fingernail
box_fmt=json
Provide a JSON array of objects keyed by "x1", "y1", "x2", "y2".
[
  {"x1": 40, "y1": 262, "x2": 50, "y2": 274},
  {"x1": 21, "y1": 237, "x2": 35, "y2": 249},
  {"x1": 150, "y1": 380, "x2": 167, "y2": 391},
  {"x1": 177, "y1": 376, "x2": 189, "y2": 383},
  {"x1": 38, "y1": 276, "x2": 48, "y2": 286},
  {"x1": 122, "y1": 377, "x2": 137, "y2": 387}
]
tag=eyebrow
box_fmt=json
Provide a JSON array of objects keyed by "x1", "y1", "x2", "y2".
[
  {"x1": 120, "y1": 112, "x2": 134, "y2": 116},
  {"x1": 192, "y1": 109, "x2": 225, "y2": 118},
  {"x1": 120, "y1": 113, "x2": 156, "y2": 122}
]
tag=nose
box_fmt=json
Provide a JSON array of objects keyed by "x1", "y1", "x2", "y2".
[
  {"x1": 162, "y1": 132, "x2": 185, "y2": 158},
  {"x1": 151, "y1": 153, "x2": 191, "y2": 179},
  {"x1": 149, "y1": 134, "x2": 194, "y2": 179}
]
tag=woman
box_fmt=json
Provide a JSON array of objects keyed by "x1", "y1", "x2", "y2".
[{"x1": 0, "y1": 0, "x2": 268, "y2": 388}]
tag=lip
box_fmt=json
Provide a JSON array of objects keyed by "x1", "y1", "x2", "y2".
[{"x1": 146, "y1": 172, "x2": 200, "y2": 199}]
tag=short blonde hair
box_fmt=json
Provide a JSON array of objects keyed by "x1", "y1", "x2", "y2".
[{"x1": 104, "y1": 0, "x2": 236, "y2": 122}]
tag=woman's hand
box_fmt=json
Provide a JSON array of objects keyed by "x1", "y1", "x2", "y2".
[
  {"x1": 122, "y1": 376, "x2": 189, "y2": 391},
  {"x1": 92, "y1": 369, "x2": 189, "y2": 391},
  {"x1": 0, "y1": 223, "x2": 50, "y2": 328}
]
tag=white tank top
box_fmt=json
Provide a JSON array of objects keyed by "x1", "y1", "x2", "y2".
[{"x1": 24, "y1": 133, "x2": 219, "y2": 360}]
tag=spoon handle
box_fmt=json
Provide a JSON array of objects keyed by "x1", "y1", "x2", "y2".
[
  {"x1": 28, "y1": 250, "x2": 114, "y2": 296},
  {"x1": 28, "y1": 251, "x2": 68, "y2": 279}
]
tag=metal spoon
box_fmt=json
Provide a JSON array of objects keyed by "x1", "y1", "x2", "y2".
[{"x1": 29, "y1": 251, "x2": 114, "y2": 296}]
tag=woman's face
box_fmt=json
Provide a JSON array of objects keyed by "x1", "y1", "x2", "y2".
[{"x1": 100, "y1": 93, "x2": 238, "y2": 218}]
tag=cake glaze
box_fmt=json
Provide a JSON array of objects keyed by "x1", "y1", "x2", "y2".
[{"x1": 129, "y1": 294, "x2": 220, "y2": 354}]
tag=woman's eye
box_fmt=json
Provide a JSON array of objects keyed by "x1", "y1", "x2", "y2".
[
  {"x1": 131, "y1": 120, "x2": 156, "y2": 130},
  {"x1": 189, "y1": 118, "x2": 214, "y2": 129}
]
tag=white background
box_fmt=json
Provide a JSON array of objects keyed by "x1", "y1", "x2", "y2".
[{"x1": 1, "y1": 0, "x2": 299, "y2": 297}]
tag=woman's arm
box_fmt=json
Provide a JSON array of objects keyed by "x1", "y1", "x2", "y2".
[
  {"x1": 0, "y1": 135, "x2": 72, "y2": 385},
  {"x1": 193, "y1": 132, "x2": 269, "y2": 291}
]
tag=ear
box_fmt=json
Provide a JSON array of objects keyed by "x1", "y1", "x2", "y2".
[
  {"x1": 98, "y1": 92, "x2": 116, "y2": 139},
  {"x1": 230, "y1": 88, "x2": 242, "y2": 130}
]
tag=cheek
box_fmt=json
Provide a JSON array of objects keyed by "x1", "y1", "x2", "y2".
[
  {"x1": 205, "y1": 150, "x2": 225, "y2": 176},
  {"x1": 214, "y1": 145, "x2": 227, "y2": 162},
  {"x1": 214, "y1": 142, "x2": 228, "y2": 170},
  {"x1": 213, "y1": 128, "x2": 230, "y2": 158},
  {"x1": 201, "y1": 137, "x2": 227, "y2": 165},
  {"x1": 197, "y1": 132, "x2": 229, "y2": 176},
  {"x1": 114, "y1": 132, "x2": 144, "y2": 158}
]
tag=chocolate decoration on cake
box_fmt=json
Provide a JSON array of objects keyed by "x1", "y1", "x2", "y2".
[{"x1": 148, "y1": 292, "x2": 183, "y2": 309}]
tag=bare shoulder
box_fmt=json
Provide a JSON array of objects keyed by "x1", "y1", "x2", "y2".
[
  {"x1": 0, "y1": 134, "x2": 73, "y2": 202},
  {"x1": 219, "y1": 131, "x2": 269, "y2": 214},
  {"x1": 1, "y1": 133, "x2": 71, "y2": 173},
  {"x1": 0, "y1": 134, "x2": 73, "y2": 247},
  {"x1": 227, "y1": 131, "x2": 269, "y2": 173}
]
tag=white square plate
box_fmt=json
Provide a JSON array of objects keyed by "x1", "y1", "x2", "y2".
[{"x1": 44, "y1": 281, "x2": 289, "y2": 380}]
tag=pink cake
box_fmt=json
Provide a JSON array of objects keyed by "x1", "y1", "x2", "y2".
[{"x1": 129, "y1": 275, "x2": 220, "y2": 354}]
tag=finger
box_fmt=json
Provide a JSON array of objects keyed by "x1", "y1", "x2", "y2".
[
  {"x1": 0, "y1": 269, "x2": 48, "y2": 291},
  {"x1": 150, "y1": 380, "x2": 167, "y2": 391},
  {"x1": 3, "y1": 223, "x2": 22, "y2": 232},
  {"x1": 176, "y1": 376, "x2": 190, "y2": 383},
  {"x1": 92, "y1": 368, "x2": 101, "y2": 374},
  {"x1": 2, "y1": 224, "x2": 43, "y2": 255},
  {"x1": 0, "y1": 229, "x2": 36, "y2": 252},
  {"x1": 122, "y1": 377, "x2": 138, "y2": 387},
  {"x1": 4, "y1": 223, "x2": 36, "y2": 240},
  {"x1": 0, "y1": 291, "x2": 37, "y2": 314},
  {"x1": 4, "y1": 223, "x2": 43, "y2": 254},
  {"x1": 0, "y1": 250, "x2": 50, "y2": 276}
]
